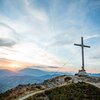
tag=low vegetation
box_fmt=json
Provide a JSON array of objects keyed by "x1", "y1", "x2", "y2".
[
  {"x1": 26, "y1": 82, "x2": 100, "y2": 100},
  {"x1": 0, "y1": 84, "x2": 44, "y2": 100}
]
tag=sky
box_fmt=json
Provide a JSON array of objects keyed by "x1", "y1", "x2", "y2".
[{"x1": 0, "y1": 0, "x2": 100, "y2": 73}]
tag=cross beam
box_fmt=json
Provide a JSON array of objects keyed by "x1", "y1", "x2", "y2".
[{"x1": 74, "y1": 37, "x2": 90, "y2": 71}]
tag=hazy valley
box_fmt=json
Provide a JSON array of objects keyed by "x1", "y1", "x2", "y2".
[{"x1": 0, "y1": 68, "x2": 73, "y2": 93}]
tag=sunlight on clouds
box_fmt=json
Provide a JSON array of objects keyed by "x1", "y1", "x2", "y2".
[
  {"x1": 0, "y1": 0, "x2": 100, "y2": 72},
  {"x1": 0, "y1": 43, "x2": 61, "y2": 67},
  {"x1": 10, "y1": 63, "x2": 21, "y2": 70}
]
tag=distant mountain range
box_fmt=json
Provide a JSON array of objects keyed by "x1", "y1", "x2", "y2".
[
  {"x1": 0, "y1": 68, "x2": 100, "y2": 93},
  {"x1": 18, "y1": 68, "x2": 49, "y2": 76},
  {"x1": 88, "y1": 73, "x2": 100, "y2": 77},
  {"x1": 0, "y1": 69, "x2": 16, "y2": 77},
  {"x1": 0, "y1": 68, "x2": 70, "y2": 93}
]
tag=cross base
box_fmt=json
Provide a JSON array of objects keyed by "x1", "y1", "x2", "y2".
[{"x1": 75, "y1": 69, "x2": 88, "y2": 76}]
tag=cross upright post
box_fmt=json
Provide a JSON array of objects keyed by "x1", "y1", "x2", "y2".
[
  {"x1": 74, "y1": 37, "x2": 90, "y2": 72},
  {"x1": 81, "y1": 37, "x2": 84, "y2": 70}
]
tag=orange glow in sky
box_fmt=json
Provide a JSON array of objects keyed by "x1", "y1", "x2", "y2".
[{"x1": 0, "y1": 59, "x2": 32, "y2": 71}]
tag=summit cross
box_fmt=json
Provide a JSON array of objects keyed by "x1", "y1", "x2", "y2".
[{"x1": 74, "y1": 37, "x2": 90, "y2": 71}]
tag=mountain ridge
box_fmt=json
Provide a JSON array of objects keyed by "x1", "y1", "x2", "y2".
[{"x1": 0, "y1": 75, "x2": 100, "y2": 100}]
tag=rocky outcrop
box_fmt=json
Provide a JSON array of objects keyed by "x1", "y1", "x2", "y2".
[{"x1": 42, "y1": 75, "x2": 72, "y2": 88}]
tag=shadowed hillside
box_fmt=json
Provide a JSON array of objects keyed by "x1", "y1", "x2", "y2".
[{"x1": 26, "y1": 82, "x2": 100, "y2": 100}]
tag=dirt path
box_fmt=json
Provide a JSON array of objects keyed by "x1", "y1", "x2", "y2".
[
  {"x1": 17, "y1": 90, "x2": 45, "y2": 100},
  {"x1": 17, "y1": 83, "x2": 68, "y2": 100},
  {"x1": 86, "y1": 82, "x2": 100, "y2": 89}
]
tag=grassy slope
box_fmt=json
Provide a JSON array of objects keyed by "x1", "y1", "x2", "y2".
[
  {"x1": 0, "y1": 84, "x2": 43, "y2": 100},
  {"x1": 27, "y1": 82, "x2": 100, "y2": 100}
]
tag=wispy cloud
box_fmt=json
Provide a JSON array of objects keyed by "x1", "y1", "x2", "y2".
[
  {"x1": 24, "y1": 0, "x2": 48, "y2": 22},
  {"x1": 90, "y1": 48, "x2": 100, "y2": 60},
  {"x1": 85, "y1": 34, "x2": 99, "y2": 40},
  {"x1": 0, "y1": 0, "x2": 100, "y2": 72},
  {"x1": 0, "y1": 22, "x2": 20, "y2": 42}
]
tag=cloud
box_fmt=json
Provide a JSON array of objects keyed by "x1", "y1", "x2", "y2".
[
  {"x1": 0, "y1": 38, "x2": 16, "y2": 47},
  {"x1": 92, "y1": 56, "x2": 100, "y2": 60},
  {"x1": 24, "y1": 0, "x2": 48, "y2": 22},
  {"x1": 29, "y1": 65, "x2": 59, "y2": 69},
  {"x1": 90, "y1": 49, "x2": 100, "y2": 60},
  {"x1": 49, "y1": 33, "x2": 74, "y2": 46},
  {"x1": 0, "y1": 23, "x2": 19, "y2": 47},
  {"x1": 0, "y1": 42, "x2": 61, "y2": 67},
  {"x1": 0, "y1": 23, "x2": 17, "y2": 33},
  {"x1": 85, "y1": 34, "x2": 99, "y2": 40},
  {"x1": 0, "y1": 22, "x2": 20, "y2": 41},
  {"x1": 0, "y1": 58, "x2": 33, "y2": 70}
]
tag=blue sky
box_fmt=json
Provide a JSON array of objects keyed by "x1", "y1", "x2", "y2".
[{"x1": 0, "y1": 0, "x2": 100, "y2": 73}]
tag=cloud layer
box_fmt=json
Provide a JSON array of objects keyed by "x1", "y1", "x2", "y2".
[{"x1": 0, "y1": 0, "x2": 100, "y2": 72}]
